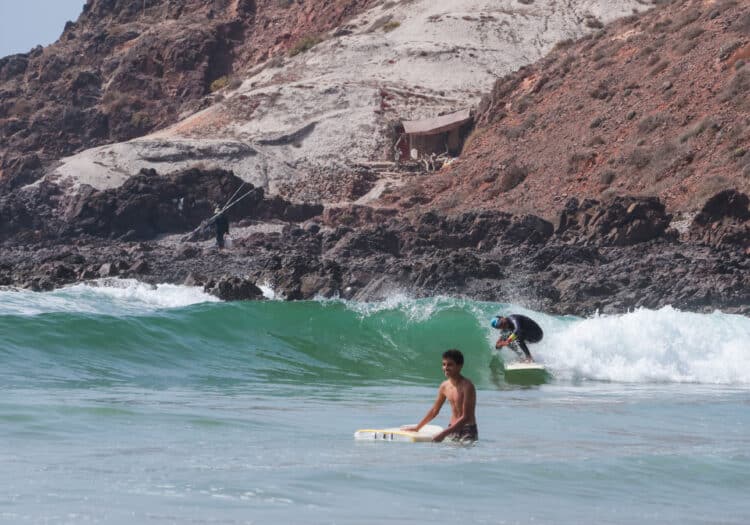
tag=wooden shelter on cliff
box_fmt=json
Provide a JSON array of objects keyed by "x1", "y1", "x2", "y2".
[{"x1": 395, "y1": 108, "x2": 473, "y2": 162}]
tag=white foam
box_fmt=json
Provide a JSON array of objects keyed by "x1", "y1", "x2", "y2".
[
  {"x1": 342, "y1": 294, "x2": 463, "y2": 324},
  {"x1": 537, "y1": 306, "x2": 750, "y2": 385},
  {"x1": 257, "y1": 282, "x2": 277, "y2": 300},
  {"x1": 0, "y1": 279, "x2": 219, "y2": 316}
]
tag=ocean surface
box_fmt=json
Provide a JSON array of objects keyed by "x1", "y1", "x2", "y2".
[{"x1": 1, "y1": 279, "x2": 748, "y2": 524}]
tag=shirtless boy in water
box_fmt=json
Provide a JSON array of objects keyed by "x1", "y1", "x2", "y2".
[{"x1": 404, "y1": 349, "x2": 478, "y2": 442}]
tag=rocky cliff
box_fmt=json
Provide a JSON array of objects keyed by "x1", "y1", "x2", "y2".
[
  {"x1": 0, "y1": 0, "x2": 377, "y2": 190},
  {"x1": 1, "y1": 0, "x2": 748, "y2": 317},
  {"x1": 395, "y1": 0, "x2": 750, "y2": 220},
  {"x1": 3, "y1": 0, "x2": 651, "y2": 202}
]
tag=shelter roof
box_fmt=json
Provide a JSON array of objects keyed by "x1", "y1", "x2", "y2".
[{"x1": 402, "y1": 109, "x2": 472, "y2": 136}]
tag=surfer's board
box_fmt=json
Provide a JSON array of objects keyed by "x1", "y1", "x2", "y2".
[
  {"x1": 504, "y1": 362, "x2": 548, "y2": 385},
  {"x1": 354, "y1": 424, "x2": 443, "y2": 443}
]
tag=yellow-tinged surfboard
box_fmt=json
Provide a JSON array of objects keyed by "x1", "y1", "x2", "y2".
[
  {"x1": 354, "y1": 424, "x2": 443, "y2": 443},
  {"x1": 504, "y1": 361, "x2": 549, "y2": 385}
]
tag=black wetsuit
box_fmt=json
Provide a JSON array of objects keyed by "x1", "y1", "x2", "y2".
[
  {"x1": 505, "y1": 314, "x2": 543, "y2": 361},
  {"x1": 215, "y1": 212, "x2": 229, "y2": 248}
]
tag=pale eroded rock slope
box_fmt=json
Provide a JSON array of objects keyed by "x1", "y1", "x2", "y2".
[{"x1": 48, "y1": 0, "x2": 654, "y2": 203}]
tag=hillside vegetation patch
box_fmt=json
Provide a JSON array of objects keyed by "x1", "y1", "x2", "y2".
[
  {"x1": 720, "y1": 67, "x2": 750, "y2": 108},
  {"x1": 289, "y1": 34, "x2": 324, "y2": 56}
]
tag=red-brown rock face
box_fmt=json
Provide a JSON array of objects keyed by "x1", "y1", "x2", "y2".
[{"x1": 389, "y1": 0, "x2": 750, "y2": 220}]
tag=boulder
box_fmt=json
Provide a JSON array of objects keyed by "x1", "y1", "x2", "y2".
[
  {"x1": 693, "y1": 189, "x2": 750, "y2": 224},
  {"x1": 503, "y1": 214, "x2": 554, "y2": 244},
  {"x1": 98, "y1": 262, "x2": 119, "y2": 277},
  {"x1": 64, "y1": 168, "x2": 263, "y2": 241},
  {"x1": 557, "y1": 196, "x2": 671, "y2": 246},
  {"x1": 204, "y1": 276, "x2": 264, "y2": 301},
  {"x1": 688, "y1": 190, "x2": 750, "y2": 250}
]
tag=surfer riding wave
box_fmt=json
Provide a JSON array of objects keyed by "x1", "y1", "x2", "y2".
[{"x1": 491, "y1": 314, "x2": 543, "y2": 363}]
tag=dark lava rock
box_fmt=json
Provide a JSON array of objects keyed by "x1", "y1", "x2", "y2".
[
  {"x1": 557, "y1": 196, "x2": 671, "y2": 246},
  {"x1": 204, "y1": 276, "x2": 264, "y2": 301},
  {"x1": 689, "y1": 189, "x2": 750, "y2": 251},
  {"x1": 1, "y1": 186, "x2": 748, "y2": 318}
]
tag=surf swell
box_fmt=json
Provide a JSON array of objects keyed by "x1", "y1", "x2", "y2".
[{"x1": 1, "y1": 281, "x2": 749, "y2": 387}]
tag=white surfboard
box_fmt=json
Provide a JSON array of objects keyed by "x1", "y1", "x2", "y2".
[
  {"x1": 354, "y1": 424, "x2": 443, "y2": 443},
  {"x1": 504, "y1": 362, "x2": 548, "y2": 384},
  {"x1": 505, "y1": 362, "x2": 546, "y2": 371}
]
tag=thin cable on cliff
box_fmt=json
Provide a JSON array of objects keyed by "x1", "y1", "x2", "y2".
[{"x1": 181, "y1": 182, "x2": 255, "y2": 243}]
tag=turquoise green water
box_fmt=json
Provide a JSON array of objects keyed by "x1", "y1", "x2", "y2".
[{"x1": 1, "y1": 281, "x2": 749, "y2": 524}]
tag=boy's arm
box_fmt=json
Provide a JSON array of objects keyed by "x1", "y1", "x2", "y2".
[
  {"x1": 433, "y1": 383, "x2": 476, "y2": 442},
  {"x1": 403, "y1": 388, "x2": 446, "y2": 432}
]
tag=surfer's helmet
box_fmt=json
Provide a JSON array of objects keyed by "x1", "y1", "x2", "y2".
[{"x1": 490, "y1": 315, "x2": 506, "y2": 330}]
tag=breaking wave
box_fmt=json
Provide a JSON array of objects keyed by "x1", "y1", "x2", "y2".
[{"x1": 1, "y1": 282, "x2": 748, "y2": 387}]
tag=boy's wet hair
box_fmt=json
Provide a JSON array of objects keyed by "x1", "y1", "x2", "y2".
[{"x1": 442, "y1": 349, "x2": 464, "y2": 365}]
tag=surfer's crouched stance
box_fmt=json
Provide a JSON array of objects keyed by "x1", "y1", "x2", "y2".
[
  {"x1": 492, "y1": 314, "x2": 544, "y2": 363},
  {"x1": 404, "y1": 349, "x2": 478, "y2": 443}
]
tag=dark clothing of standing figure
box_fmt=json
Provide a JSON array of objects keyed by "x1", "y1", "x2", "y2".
[{"x1": 215, "y1": 212, "x2": 229, "y2": 249}]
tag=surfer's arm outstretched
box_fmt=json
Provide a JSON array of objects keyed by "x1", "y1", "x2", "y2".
[{"x1": 403, "y1": 386, "x2": 446, "y2": 432}]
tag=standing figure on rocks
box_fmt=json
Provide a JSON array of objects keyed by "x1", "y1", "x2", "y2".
[
  {"x1": 214, "y1": 207, "x2": 229, "y2": 249},
  {"x1": 491, "y1": 314, "x2": 543, "y2": 363}
]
